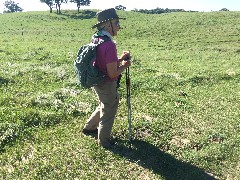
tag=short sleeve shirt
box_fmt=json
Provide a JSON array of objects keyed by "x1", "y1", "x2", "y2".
[{"x1": 95, "y1": 40, "x2": 119, "y2": 81}]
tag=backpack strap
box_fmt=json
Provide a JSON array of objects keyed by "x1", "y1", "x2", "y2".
[{"x1": 91, "y1": 35, "x2": 111, "y2": 46}]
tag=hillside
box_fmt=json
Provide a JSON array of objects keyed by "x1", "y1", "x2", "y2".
[{"x1": 0, "y1": 10, "x2": 240, "y2": 179}]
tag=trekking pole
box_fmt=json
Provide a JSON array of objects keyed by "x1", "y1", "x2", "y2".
[{"x1": 126, "y1": 66, "x2": 132, "y2": 147}]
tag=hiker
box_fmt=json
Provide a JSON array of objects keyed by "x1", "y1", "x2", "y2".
[{"x1": 82, "y1": 8, "x2": 131, "y2": 148}]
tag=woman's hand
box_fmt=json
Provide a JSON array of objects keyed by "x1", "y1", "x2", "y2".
[
  {"x1": 122, "y1": 59, "x2": 131, "y2": 68},
  {"x1": 119, "y1": 51, "x2": 131, "y2": 61}
]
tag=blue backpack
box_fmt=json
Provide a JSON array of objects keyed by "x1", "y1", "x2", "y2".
[{"x1": 74, "y1": 36, "x2": 110, "y2": 88}]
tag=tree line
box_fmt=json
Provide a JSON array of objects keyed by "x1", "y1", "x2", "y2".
[
  {"x1": 131, "y1": 7, "x2": 230, "y2": 14},
  {"x1": 132, "y1": 8, "x2": 198, "y2": 14},
  {"x1": 3, "y1": 0, "x2": 230, "y2": 14},
  {"x1": 40, "y1": 0, "x2": 91, "y2": 13},
  {"x1": 3, "y1": 0, "x2": 91, "y2": 14}
]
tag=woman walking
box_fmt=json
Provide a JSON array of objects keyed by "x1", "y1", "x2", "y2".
[{"x1": 82, "y1": 8, "x2": 131, "y2": 148}]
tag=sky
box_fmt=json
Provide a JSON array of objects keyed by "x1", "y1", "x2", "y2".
[{"x1": 0, "y1": 0, "x2": 240, "y2": 14}]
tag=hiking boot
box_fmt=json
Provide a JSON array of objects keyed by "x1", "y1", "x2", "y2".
[
  {"x1": 82, "y1": 128, "x2": 98, "y2": 135},
  {"x1": 98, "y1": 138, "x2": 117, "y2": 149}
]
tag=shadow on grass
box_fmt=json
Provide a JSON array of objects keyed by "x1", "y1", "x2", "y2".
[
  {"x1": 111, "y1": 139, "x2": 216, "y2": 180},
  {"x1": 0, "y1": 77, "x2": 10, "y2": 86},
  {"x1": 59, "y1": 10, "x2": 96, "y2": 19}
]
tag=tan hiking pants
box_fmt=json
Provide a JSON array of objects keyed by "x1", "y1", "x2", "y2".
[{"x1": 84, "y1": 81, "x2": 119, "y2": 146}]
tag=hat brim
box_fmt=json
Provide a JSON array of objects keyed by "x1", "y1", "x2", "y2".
[{"x1": 92, "y1": 17, "x2": 126, "y2": 29}]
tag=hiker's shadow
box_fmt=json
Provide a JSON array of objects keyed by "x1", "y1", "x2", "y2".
[{"x1": 111, "y1": 140, "x2": 216, "y2": 180}]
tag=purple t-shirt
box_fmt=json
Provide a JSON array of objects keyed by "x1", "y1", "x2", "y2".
[{"x1": 95, "y1": 40, "x2": 119, "y2": 82}]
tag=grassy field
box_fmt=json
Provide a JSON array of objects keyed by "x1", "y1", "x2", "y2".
[{"x1": 0, "y1": 9, "x2": 240, "y2": 179}]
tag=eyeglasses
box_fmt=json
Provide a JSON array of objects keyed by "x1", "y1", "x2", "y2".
[
  {"x1": 110, "y1": 20, "x2": 121, "y2": 28},
  {"x1": 116, "y1": 21, "x2": 120, "y2": 27}
]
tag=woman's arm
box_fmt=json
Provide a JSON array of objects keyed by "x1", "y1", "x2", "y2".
[
  {"x1": 106, "y1": 60, "x2": 131, "y2": 79},
  {"x1": 107, "y1": 51, "x2": 131, "y2": 79}
]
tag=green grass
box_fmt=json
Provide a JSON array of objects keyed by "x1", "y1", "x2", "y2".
[{"x1": 0, "y1": 10, "x2": 240, "y2": 179}]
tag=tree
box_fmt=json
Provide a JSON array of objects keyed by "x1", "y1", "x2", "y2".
[
  {"x1": 40, "y1": 0, "x2": 54, "y2": 13},
  {"x1": 220, "y1": 8, "x2": 229, "y2": 11},
  {"x1": 70, "y1": 0, "x2": 91, "y2": 13},
  {"x1": 115, "y1": 5, "x2": 126, "y2": 11},
  {"x1": 4, "y1": 0, "x2": 23, "y2": 13},
  {"x1": 55, "y1": 0, "x2": 68, "y2": 14}
]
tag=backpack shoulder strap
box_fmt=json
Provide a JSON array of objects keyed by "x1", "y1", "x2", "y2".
[{"x1": 91, "y1": 35, "x2": 111, "y2": 46}]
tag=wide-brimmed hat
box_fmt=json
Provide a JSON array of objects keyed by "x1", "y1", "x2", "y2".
[{"x1": 92, "y1": 8, "x2": 125, "y2": 28}]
